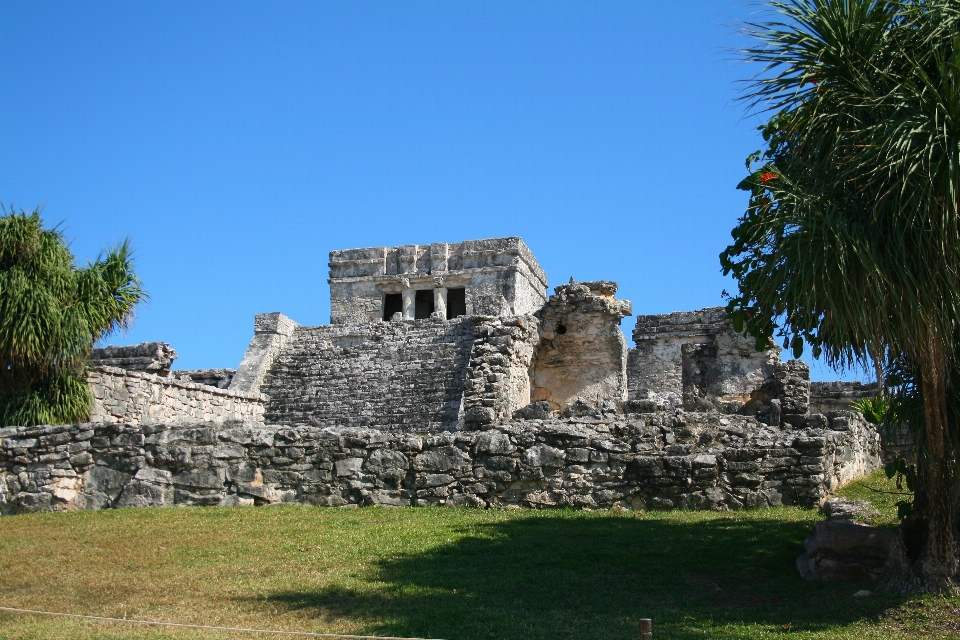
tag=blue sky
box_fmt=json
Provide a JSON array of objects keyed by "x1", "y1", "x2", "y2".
[{"x1": 0, "y1": 0, "x2": 862, "y2": 381}]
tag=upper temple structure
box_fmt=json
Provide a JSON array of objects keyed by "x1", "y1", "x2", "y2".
[
  {"x1": 328, "y1": 237, "x2": 548, "y2": 324},
  {"x1": 220, "y1": 236, "x2": 806, "y2": 431}
]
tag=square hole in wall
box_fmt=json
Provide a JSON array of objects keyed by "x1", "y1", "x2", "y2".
[
  {"x1": 446, "y1": 287, "x2": 466, "y2": 319},
  {"x1": 383, "y1": 293, "x2": 402, "y2": 320},
  {"x1": 415, "y1": 289, "x2": 435, "y2": 319}
]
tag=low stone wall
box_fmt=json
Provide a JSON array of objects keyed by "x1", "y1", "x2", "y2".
[
  {"x1": 88, "y1": 367, "x2": 266, "y2": 426},
  {"x1": 0, "y1": 410, "x2": 880, "y2": 514}
]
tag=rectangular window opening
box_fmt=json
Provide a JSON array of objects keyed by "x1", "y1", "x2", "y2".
[
  {"x1": 446, "y1": 287, "x2": 467, "y2": 319},
  {"x1": 383, "y1": 293, "x2": 403, "y2": 321},
  {"x1": 414, "y1": 289, "x2": 435, "y2": 319}
]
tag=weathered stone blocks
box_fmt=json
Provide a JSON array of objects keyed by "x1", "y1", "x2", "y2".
[{"x1": 0, "y1": 409, "x2": 881, "y2": 515}]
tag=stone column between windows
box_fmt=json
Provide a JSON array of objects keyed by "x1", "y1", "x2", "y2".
[
  {"x1": 434, "y1": 287, "x2": 448, "y2": 319},
  {"x1": 402, "y1": 289, "x2": 415, "y2": 320}
]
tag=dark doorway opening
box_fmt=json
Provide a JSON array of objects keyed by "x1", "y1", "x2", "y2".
[
  {"x1": 383, "y1": 293, "x2": 403, "y2": 321},
  {"x1": 446, "y1": 287, "x2": 467, "y2": 319},
  {"x1": 415, "y1": 289, "x2": 435, "y2": 319}
]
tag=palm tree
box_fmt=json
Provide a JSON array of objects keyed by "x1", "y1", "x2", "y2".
[
  {"x1": 720, "y1": 0, "x2": 960, "y2": 592},
  {"x1": 0, "y1": 207, "x2": 146, "y2": 426}
]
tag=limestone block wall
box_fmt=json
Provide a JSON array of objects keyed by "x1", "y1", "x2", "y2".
[
  {"x1": 629, "y1": 307, "x2": 779, "y2": 412},
  {"x1": 809, "y1": 382, "x2": 878, "y2": 415},
  {"x1": 0, "y1": 410, "x2": 881, "y2": 515},
  {"x1": 461, "y1": 316, "x2": 541, "y2": 428},
  {"x1": 87, "y1": 367, "x2": 266, "y2": 426},
  {"x1": 531, "y1": 282, "x2": 632, "y2": 412},
  {"x1": 260, "y1": 317, "x2": 475, "y2": 431}
]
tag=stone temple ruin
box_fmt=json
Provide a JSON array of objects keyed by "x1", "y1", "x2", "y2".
[{"x1": 0, "y1": 237, "x2": 882, "y2": 514}]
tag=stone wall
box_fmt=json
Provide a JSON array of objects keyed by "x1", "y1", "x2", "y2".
[
  {"x1": 0, "y1": 410, "x2": 881, "y2": 515},
  {"x1": 809, "y1": 381, "x2": 878, "y2": 415},
  {"x1": 230, "y1": 312, "x2": 299, "y2": 395},
  {"x1": 260, "y1": 317, "x2": 475, "y2": 431},
  {"x1": 461, "y1": 316, "x2": 541, "y2": 429},
  {"x1": 531, "y1": 282, "x2": 632, "y2": 412},
  {"x1": 629, "y1": 308, "x2": 780, "y2": 413},
  {"x1": 87, "y1": 367, "x2": 265, "y2": 426}
]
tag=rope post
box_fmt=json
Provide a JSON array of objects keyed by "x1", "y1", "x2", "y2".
[{"x1": 639, "y1": 618, "x2": 653, "y2": 640}]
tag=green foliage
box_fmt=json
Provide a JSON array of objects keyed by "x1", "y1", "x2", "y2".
[
  {"x1": 852, "y1": 396, "x2": 889, "y2": 424},
  {"x1": 720, "y1": 0, "x2": 960, "y2": 372},
  {"x1": 885, "y1": 456, "x2": 918, "y2": 519},
  {"x1": 0, "y1": 207, "x2": 146, "y2": 426},
  {"x1": 837, "y1": 469, "x2": 911, "y2": 527},
  {"x1": 722, "y1": 1, "x2": 960, "y2": 586}
]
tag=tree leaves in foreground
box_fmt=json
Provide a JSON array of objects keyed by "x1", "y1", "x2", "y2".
[
  {"x1": 721, "y1": 0, "x2": 960, "y2": 593},
  {"x1": 0, "y1": 208, "x2": 146, "y2": 426}
]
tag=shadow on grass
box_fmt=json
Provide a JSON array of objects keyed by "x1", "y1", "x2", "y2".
[{"x1": 255, "y1": 512, "x2": 905, "y2": 640}]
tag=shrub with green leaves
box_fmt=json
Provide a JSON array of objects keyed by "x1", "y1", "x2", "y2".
[{"x1": 0, "y1": 208, "x2": 146, "y2": 426}]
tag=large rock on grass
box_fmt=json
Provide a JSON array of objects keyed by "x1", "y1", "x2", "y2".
[{"x1": 797, "y1": 520, "x2": 897, "y2": 582}]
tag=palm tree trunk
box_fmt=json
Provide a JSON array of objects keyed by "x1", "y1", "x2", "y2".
[{"x1": 911, "y1": 335, "x2": 960, "y2": 592}]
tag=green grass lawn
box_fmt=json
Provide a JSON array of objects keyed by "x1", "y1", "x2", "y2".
[{"x1": 0, "y1": 471, "x2": 956, "y2": 640}]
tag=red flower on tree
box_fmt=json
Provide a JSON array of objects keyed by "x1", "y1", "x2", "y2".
[{"x1": 760, "y1": 172, "x2": 776, "y2": 185}]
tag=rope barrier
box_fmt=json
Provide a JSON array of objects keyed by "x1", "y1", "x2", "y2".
[{"x1": 0, "y1": 606, "x2": 445, "y2": 640}]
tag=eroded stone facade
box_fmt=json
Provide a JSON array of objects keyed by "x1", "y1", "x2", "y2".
[{"x1": 532, "y1": 281, "x2": 632, "y2": 411}]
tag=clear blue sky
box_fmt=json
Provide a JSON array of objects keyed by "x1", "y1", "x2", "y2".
[{"x1": 0, "y1": 0, "x2": 862, "y2": 381}]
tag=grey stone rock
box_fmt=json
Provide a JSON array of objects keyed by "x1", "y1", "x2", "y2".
[
  {"x1": 421, "y1": 474, "x2": 454, "y2": 488},
  {"x1": 821, "y1": 497, "x2": 880, "y2": 524},
  {"x1": 522, "y1": 444, "x2": 565, "y2": 468},
  {"x1": 797, "y1": 520, "x2": 897, "y2": 582},
  {"x1": 335, "y1": 458, "x2": 364, "y2": 477},
  {"x1": 115, "y1": 480, "x2": 172, "y2": 508},
  {"x1": 473, "y1": 432, "x2": 516, "y2": 456},
  {"x1": 135, "y1": 468, "x2": 173, "y2": 485},
  {"x1": 83, "y1": 466, "x2": 131, "y2": 502},
  {"x1": 414, "y1": 446, "x2": 467, "y2": 472},
  {"x1": 364, "y1": 449, "x2": 409, "y2": 473},
  {"x1": 513, "y1": 401, "x2": 554, "y2": 421},
  {"x1": 464, "y1": 407, "x2": 496, "y2": 425},
  {"x1": 172, "y1": 469, "x2": 224, "y2": 490}
]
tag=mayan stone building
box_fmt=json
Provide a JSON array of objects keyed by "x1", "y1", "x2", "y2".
[
  {"x1": 328, "y1": 237, "x2": 548, "y2": 324},
  {"x1": 223, "y1": 237, "x2": 797, "y2": 432},
  {"x1": 0, "y1": 236, "x2": 884, "y2": 515}
]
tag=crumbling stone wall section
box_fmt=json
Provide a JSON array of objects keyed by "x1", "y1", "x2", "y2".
[
  {"x1": 810, "y1": 382, "x2": 878, "y2": 415},
  {"x1": 629, "y1": 308, "x2": 780, "y2": 413},
  {"x1": 174, "y1": 369, "x2": 236, "y2": 390},
  {"x1": 260, "y1": 317, "x2": 475, "y2": 431},
  {"x1": 461, "y1": 316, "x2": 540, "y2": 429},
  {"x1": 531, "y1": 282, "x2": 632, "y2": 412},
  {"x1": 772, "y1": 360, "x2": 811, "y2": 423},
  {"x1": 0, "y1": 410, "x2": 881, "y2": 514},
  {"x1": 87, "y1": 367, "x2": 265, "y2": 426},
  {"x1": 90, "y1": 342, "x2": 179, "y2": 376}
]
